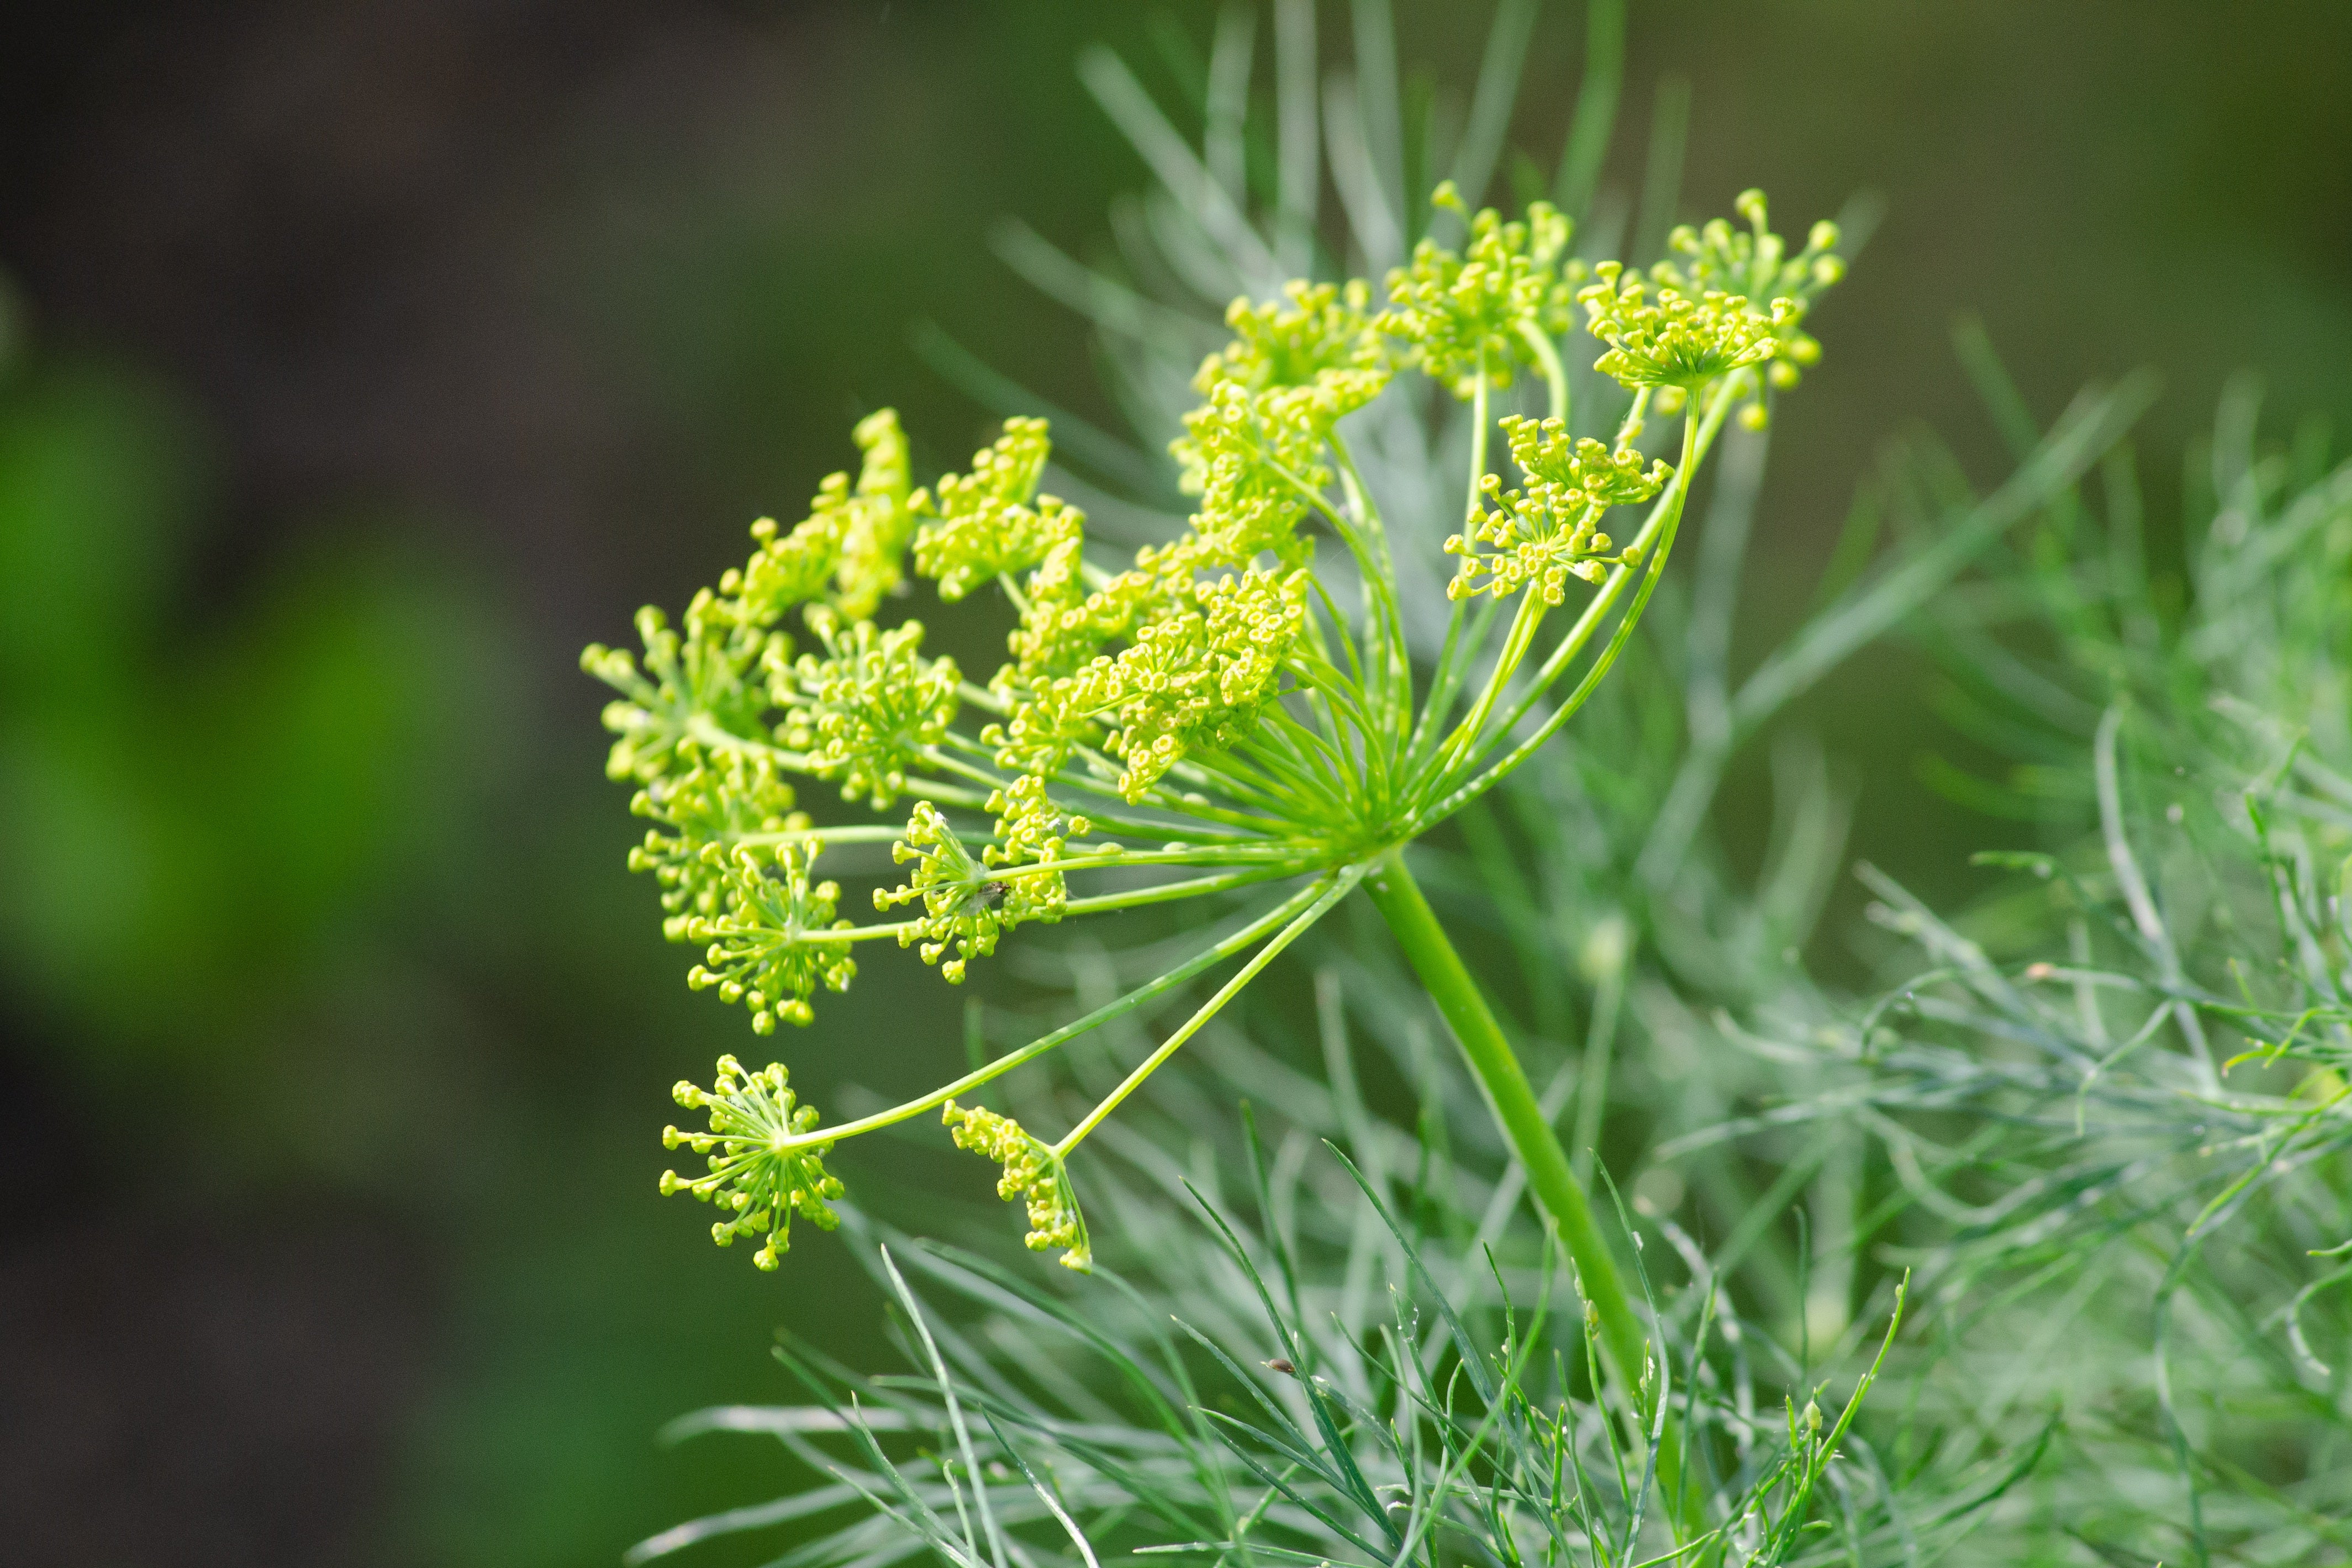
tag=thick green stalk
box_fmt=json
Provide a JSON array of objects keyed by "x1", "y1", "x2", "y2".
[{"x1": 1361, "y1": 847, "x2": 1683, "y2": 1510}]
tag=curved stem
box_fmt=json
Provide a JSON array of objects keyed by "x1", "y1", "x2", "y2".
[
  {"x1": 985, "y1": 842, "x2": 1316, "y2": 880},
  {"x1": 1404, "y1": 596, "x2": 1503, "y2": 779},
  {"x1": 1328, "y1": 436, "x2": 1412, "y2": 747},
  {"x1": 1059, "y1": 863, "x2": 1307, "y2": 914},
  {"x1": 957, "y1": 679, "x2": 1011, "y2": 716},
  {"x1": 1465, "y1": 360, "x2": 1492, "y2": 525},
  {"x1": 1517, "y1": 320, "x2": 1569, "y2": 426},
  {"x1": 995, "y1": 571, "x2": 1033, "y2": 620},
  {"x1": 1360, "y1": 847, "x2": 1685, "y2": 1511},
  {"x1": 733, "y1": 822, "x2": 978, "y2": 849},
  {"x1": 936, "y1": 730, "x2": 1291, "y2": 838},
  {"x1": 766, "y1": 864, "x2": 1316, "y2": 954},
  {"x1": 1427, "y1": 577, "x2": 1549, "y2": 783},
  {"x1": 687, "y1": 715, "x2": 996, "y2": 810}
]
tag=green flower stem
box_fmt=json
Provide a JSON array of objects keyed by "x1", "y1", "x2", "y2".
[
  {"x1": 1060, "y1": 864, "x2": 1308, "y2": 914},
  {"x1": 1305, "y1": 578, "x2": 1364, "y2": 687},
  {"x1": 1418, "y1": 383, "x2": 1665, "y2": 798},
  {"x1": 681, "y1": 716, "x2": 997, "y2": 812},
  {"x1": 985, "y1": 842, "x2": 1317, "y2": 879},
  {"x1": 1174, "y1": 746, "x2": 1321, "y2": 824},
  {"x1": 1327, "y1": 439, "x2": 1414, "y2": 747},
  {"x1": 1517, "y1": 320, "x2": 1570, "y2": 425},
  {"x1": 928, "y1": 730, "x2": 1288, "y2": 838},
  {"x1": 916, "y1": 743, "x2": 1024, "y2": 795},
  {"x1": 1260, "y1": 442, "x2": 1411, "y2": 759},
  {"x1": 1055, "y1": 747, "x2": 1294, "y2": 835},
  {"x1": 995, "y1": 571, "x2": 1033, "y2": 619},
  {"x1": 1464, "y1": 360, "x2": 1493, "y2": 524},
  {"x1": 734, "y1": 823, "x2": 982, "y2": 849},
  {"x1": 1360, "y1": 846, "x2": 1683, "y2": 1506},
  {"x1": 956, "y1": 679, "x2": 1011, "y2": 716},
  {"x1": 1400, "y1": 594, "x2": 1481, "y2": 775},
  {"x1": 1432, "y1": 576, "x2": 1549, "y2": 778},
  {"x1": 804, "y1": 865, "x2": 1312, "y2": 949},
  {"x1": 1261, "y1": 708, "x2": 1358, "y2": 804},
  {"x1": 772, "y1": 875, "x2": 1338, "y2": 1153},
  {"x1": 1289, "y1": 657, "x2": 1394, "y2": 798},
  {"x1": 685, "y1": 713, "x2": 814, "y2": 770},
  {"x1": 1052, "y1": 865, "x2": 1365, "y2": 1158},
  {"x1": 1395, "y1": 363, "x2": 1502, "y2": 787}
]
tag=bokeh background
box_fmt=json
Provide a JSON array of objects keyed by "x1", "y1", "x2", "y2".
[{"x1": 2, "y1": 3, "x2": 2347, "y2": 1565}]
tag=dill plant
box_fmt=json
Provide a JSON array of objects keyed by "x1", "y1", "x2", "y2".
[
  {"x1": 582, "y1": 1, "x2": 1843, "y2": 1471},
  {"x1": 588, "y1": 3, "x2": 2352, "y2": 1564}
]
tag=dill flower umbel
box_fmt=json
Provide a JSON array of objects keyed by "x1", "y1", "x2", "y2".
[
  {"x1": 590, "y1": 184, "x2": 1845, "y2": 1276},
  {"x1": 660, "y1": 1057, "x2": 845, "y2": 1269}
]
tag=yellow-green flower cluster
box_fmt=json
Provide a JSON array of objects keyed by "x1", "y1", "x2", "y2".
[
  {"x1": 775, "y1": 606, "x2": 959, "y2": 810},
  {"x1": 1380, "y1": 182, "x2": 1579, "y2": 398},
  {"x1": 909, "y1": 410, "x2": 1328, "y2": 805},
  {"x1": 1447, "y1": 416, "x2": 1671, "y2": 603},
  {"x1": 1652, "y1": 189, "x2": 1843, "y2": 403},
  {"x1": 941, "y1": 1100, "x2": 1090, "y2": 1270},
  {"x1": 685, "y1": 838, "x2": 856, "y2": 1032},
  {"x1": 624, "y1": 754, "x2": 805, "y2": 942},
  {"x1": 661, "y1": 1057, "x2": 845, "y2": 1270},
  {"x1": 985, "y1": 773, "x2": 1093, "y2": 868},
  {"x1": 943, "y1": 279, "x2": 1393, "y2": 800},
  {"x1": 1581, "y1": 189, "x2": 1846, "y2": 427},
  {"x1": 1106, "y1": 566, "x2": 1310, "y2": 796},
  {"x1": 585, "y1": 601, "x2": 778, "y2": 786},
  {"x1": 732, "y1": 408, "x2": 916, "y2": 624},
  {"x1": 1200, "y1": 277, "x2": 1387, "y2": 392},
  {"x1": 876, "y1": 801, "x2": 1059, "y2": 981},
  {"x1": 1172, "y1": 280, "x2": 1386, "y2": 565},
  {"x1": 1578, "y1": 260, "x2": 1792, "y2": 394},
  {"x1": 910, "y1": 418, "x2": 1061, "y2": 602},
  {"x1": 1174, "y1": 378, "x2": 1372, "y2": 569},
  {"x1": 989, "y1": 563, "x2": 1311, "y2": 799}
]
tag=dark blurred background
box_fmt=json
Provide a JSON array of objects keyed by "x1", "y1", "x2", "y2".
[{"x1": 1, "y1": 3, "x2": 2345, "y2": 1565}]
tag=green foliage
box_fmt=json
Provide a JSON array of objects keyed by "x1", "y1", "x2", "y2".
[
  {"x1": 1733, "y1": 372, "x2": 2352, "y2": 1562},
  {"x1": 629, "y1": 1127, "x2": 1957, "y2": 1568}
]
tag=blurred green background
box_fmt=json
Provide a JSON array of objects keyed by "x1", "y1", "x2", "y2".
[{"x1": 1, "y1": 3, "x2": 2346, "y2": 1565}]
